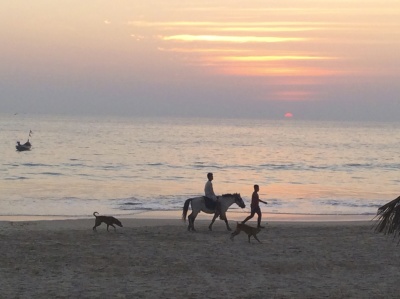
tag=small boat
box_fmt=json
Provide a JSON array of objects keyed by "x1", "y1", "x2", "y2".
[{"x1": 16, "y1": 140, "x2": 31, "y2": 151}]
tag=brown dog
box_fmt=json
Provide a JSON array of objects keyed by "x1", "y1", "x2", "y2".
[
  {"x1": 230, "y1": 222, "x2": 262, "y2": 243},
  {"x1": 93, "y1": 212, "x2": 123, "y2": 231}
]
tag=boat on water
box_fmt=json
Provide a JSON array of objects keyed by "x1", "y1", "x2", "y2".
[
  {"x1": 16, "y1": 140, "x2": 31, "y2": 151},
  {"x1": 16, "y1": 130, "x2": 33, "y2": 151}
]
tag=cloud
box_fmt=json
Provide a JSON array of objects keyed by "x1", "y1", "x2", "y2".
[
  {"x1": 218, "y1": 55, "x2": 337, "y2": 62},
  {"x1": 162, "y1": 35, "x2": 305, "y2": 43}
]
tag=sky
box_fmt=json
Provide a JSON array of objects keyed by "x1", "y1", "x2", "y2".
[{"x1": 1, "y1": 0, "x2": 399, "y2": 121}]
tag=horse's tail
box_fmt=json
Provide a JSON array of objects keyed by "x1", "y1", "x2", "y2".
[{"x1": 182, "y1": 198, "x2": 193, "y2": 221}]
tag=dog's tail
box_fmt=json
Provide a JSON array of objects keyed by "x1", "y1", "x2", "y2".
[
  {"x1": 182, "y1": 198, "x2": 193, "y2": 221},
  {"x1": 93, "y1": 211, "x2": 99, "y2": 217}
]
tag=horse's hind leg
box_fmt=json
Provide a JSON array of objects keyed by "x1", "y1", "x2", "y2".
[
  {"x1": 187, "y1": 213, "x2": 193, "y2": 231},
  {"x1": 188, "y1": 212, "x2": 197, "y2": 231}
]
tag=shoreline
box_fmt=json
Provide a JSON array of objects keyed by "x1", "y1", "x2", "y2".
[{"x1": 0, "y1": 210, "x2": 374, "y2": 222}]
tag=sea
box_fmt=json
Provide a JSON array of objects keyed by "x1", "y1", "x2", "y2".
[{"x1": 1, "y1": 113, "x2": 399, "y2": 220}]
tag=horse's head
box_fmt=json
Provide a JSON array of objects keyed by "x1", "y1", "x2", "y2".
[{"x1": 234, "y1": 193, "x2": 246, "y2": 208}]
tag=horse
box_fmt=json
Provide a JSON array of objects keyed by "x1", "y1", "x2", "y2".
[{"x1": 182, "y1": 193, "x2": 246, "y2": 231}]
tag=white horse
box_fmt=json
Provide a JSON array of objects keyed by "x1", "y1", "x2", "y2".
[{"x1": 182, "y1": 193, "x2": 246, "y2": 231}]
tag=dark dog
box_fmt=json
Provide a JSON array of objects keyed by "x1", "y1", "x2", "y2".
[
  {"x1": 230, "y1": 222, "x2": 262, "y2": 243},
  {"x1": 93, "y1": 212, "x2": 123, "y2": 231}
]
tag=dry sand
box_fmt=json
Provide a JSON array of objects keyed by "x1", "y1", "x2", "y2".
[{"x1": 1, "y1": 217, "x2": 399, "y2": 298}]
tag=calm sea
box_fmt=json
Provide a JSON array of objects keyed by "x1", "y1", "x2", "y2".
[{"x1": 0, "y1": 114, "x2": 399, "y2": 219}]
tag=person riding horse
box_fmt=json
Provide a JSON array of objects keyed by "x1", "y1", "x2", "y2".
[
  {"x1": 182, "y1": 193, "x2": 245, "y2": 231},
  {"x1": 204, "y1": 173, "x2": 223, "y2": 218}
]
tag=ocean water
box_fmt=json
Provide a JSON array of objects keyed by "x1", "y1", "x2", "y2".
[{"x1": 0, "y1": 114, "x2": 399, "y2": 219}]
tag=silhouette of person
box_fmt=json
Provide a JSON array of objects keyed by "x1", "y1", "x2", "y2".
[
  {"x1": 204, "y1": 173, "x2": 222, "y2": 216},
  {"x1": 242, "y1": 184, "x2": 267, "y2": 228}
]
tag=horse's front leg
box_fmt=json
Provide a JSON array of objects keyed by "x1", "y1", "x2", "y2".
[
  {"x1": 224, "y1": 218, "x2": 232, "y2": 231},
  {"x1": 208, "y1": 212, "x2": 219, "y2": 231}
]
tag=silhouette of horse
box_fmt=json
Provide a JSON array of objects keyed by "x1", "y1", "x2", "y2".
[{"x1": 182, "y1": 193, "x2": 245, "y2": 231}]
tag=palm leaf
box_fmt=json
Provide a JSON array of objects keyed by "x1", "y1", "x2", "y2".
[{"x1": 374, "y1": 196, "x2": 400, "y2": 237}]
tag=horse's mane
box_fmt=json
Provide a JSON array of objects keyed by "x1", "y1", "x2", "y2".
[{"x1": 221, "y1": 193, "x2": 239, "y2": 198}]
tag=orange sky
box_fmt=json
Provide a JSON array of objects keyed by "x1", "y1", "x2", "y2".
[{"x1": 1, "y1": 0, "x2": 399, "y2": 120}]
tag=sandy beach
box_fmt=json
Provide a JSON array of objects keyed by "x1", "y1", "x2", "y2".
[{"x1": 1, "y1": 216, "x2": 399, "y2": 299}]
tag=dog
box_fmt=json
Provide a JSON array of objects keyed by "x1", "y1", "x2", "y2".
[
  {"x1": 93, "y1": 212, "x2": 123, "y2": 231},
  {"x1": 230, "y1": 222, "x2": 262, "y2": 243}
]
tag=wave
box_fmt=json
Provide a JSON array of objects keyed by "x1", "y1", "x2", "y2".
[
  {"x1": 4, "y1": 176, "x2": 29, "y2": 180},
  {"x1": 318, "y1": 199, "x2": 381, "y2": 209},
  {"x1": 22, "y1": 163, "x2": 54, "y2": 167},
  {"x1": 40, "y1": 172, "x2": 64, "y2": 176}
]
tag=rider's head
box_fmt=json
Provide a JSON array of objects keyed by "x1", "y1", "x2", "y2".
[
  {"x1": 207, "y1": 173, "x2": 213, "y2": 180},
  {"x1": 254, "y1": 184, "x2": 259, "y2": 191}
]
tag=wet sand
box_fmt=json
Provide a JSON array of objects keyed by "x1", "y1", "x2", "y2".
[{"x1": 1, "y1": 217, "x2": 398, "y2": 298}]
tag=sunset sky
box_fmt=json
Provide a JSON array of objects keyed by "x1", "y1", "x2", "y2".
[{"x1": 1, "y1": 0, "x2": 399, "y2": 120}]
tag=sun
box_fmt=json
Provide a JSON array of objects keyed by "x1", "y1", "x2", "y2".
[{"x1": 284, "y1": 112, "x2": 293, "y2": 118}]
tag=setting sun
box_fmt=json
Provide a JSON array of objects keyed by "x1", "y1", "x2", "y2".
[{"x1": 284, "y1": 112, "x2": 294, "y2": 118}]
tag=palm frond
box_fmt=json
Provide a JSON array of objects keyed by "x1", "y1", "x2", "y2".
[{"x1": 374, "y1": 196, "x2": 400, "y2": 237}]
